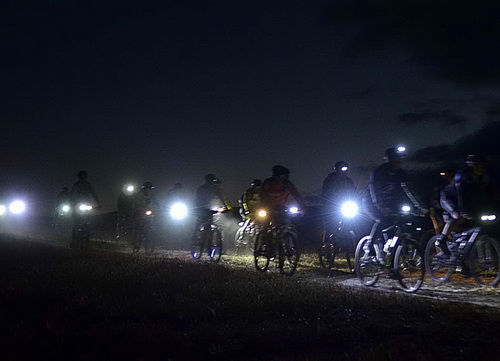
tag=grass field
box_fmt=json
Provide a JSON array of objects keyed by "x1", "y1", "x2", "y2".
[{"x1": 1, "y1": 234, "x2": 499, "y2": 361}]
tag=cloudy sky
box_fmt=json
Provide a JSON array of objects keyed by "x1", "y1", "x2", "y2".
[{"x1": 2, "y1": 0, "x2": 499, "y2": 212}]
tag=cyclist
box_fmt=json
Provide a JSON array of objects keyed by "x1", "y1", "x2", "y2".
[
  {"x1": 132, "y1": 182, "x2": 160, "y2": 250},
  {"x1": 239, "y1": 179, "x2": 262, "y2": 221},
  {"x1": 321, "y1": 161, "x2": 357, "y2": 225},
  {"x1": 435, "y1": 155, "x2": 495, "y2": 259},
  {"x1": 69, "y1": 171, "x2": 100, "y2": 243},
  {"x1": 260, "y1": 165, "x2": 305, "y2": 218},
  {"x1": 70, "y1": 171, "x2": 100, "y2": 207},
  {"x1": 192, "y1": 174, "x2": 232, "y2": 233},
  {"x1": 362, "y1": 148, "x2": 423, "y2": 255}
]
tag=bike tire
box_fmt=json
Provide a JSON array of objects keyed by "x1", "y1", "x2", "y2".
[
  {"x1": 394, "y1": 238, "x2": 424, "y2": 293},
  {"x1": 469, "y1": 236, "x2": 500, "y2": 287},
  {"x1": 254, "y1": 232, "x2": 270, "y2": 272},
  {"x1": 210, "y1": 229, "x2": 223, "y2": 263},
  {"x1": 191, "y1": 233, "x2": 203, "y2": 260},
  {"x1": 424, "y1": 235, "x2": 453, "y2": 283},
  {"x1": 354, "y1": 236, "x2": 382, "y2": 286},
  {"x1": 278, "y1": 230, "x2": 300, "y2": 276}
]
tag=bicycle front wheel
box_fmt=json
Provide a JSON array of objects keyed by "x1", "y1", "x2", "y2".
[
  {"x1": 278, "y1": 231, "x2": 300, "y2": 276},
  {"x1": 354, "y1": 236, "x2": 382, "y2": 286},
  {"x1": 254, "y1": 232, "x2": 270, "y2": 272},
  {"x1": 424, "y1": 235, "x2": 452, "y2": 283},
  {"x1": 318, "y1": 236, "x2": 337, "y2": 270},
  {"x1": 469, "y1": 236, "x2": 500, "y2": 286},
  {"x1": 394, "y1": 238, "x2": 424, "y2": 293},
  {"x1": 210, "y1": 229, "x2": 223, "y2": 263}
]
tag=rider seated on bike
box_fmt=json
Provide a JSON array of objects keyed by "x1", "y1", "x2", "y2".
[
  {"x1": 69, "y1": 171, "x2": 100, "y2": 242},
  {"x1": 435, "y1": 154, "x2": 496, "y2": 259},
  {"x1": 321, "y1": 161, "x2": 357, "y2": 228},
  {"x1": 192, "y1": 174, "x2": 232, "y2": 234},
  {"x1": 132, "y1": 182, "x2": 161, "y2": 249},
  {"x1": 239, "y1": 179, "x2": 262, "y2": 221},
  {"x1": 362, "y1": 148, "x2": 424, "y2": 258},
  {"x1": 260, "y1": 165, "x2": 305, "y2": 225}
]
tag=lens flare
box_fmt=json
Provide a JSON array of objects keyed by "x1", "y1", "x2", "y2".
[
  {"x1": 9, "y1": 200, "x2": 26, "y2": 214},
  {"x1": 341, "y1": 201, "x2": 359, "y2": 218},
  {"x1": 170, "y1": 202, "x2": 188, "y2": 220}
]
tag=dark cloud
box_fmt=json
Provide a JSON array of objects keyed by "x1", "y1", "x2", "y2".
[
  {"x1": 409, "y1": 120, "x2": 500, "y2": 164},
  {"x1": 330, "y1": 1, "x2": 500, "y2": 85},
  {"x1": 398, "y1": 110, "x2": 466, "y2": 126}
]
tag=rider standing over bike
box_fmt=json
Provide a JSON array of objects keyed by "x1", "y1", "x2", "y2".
[
  {"x1": 363, "y1": 148, "x2": 423, "y2": 247},
  {"x1": 435, "y1": 154, "x2": 496, "y2": 259},
  {"x1": 69, "y1": 171, "x2": 100, "y2": 243}
]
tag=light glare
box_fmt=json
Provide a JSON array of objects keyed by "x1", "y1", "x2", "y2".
[
  {"x1": 401, "y1": 205, "x2": 411, "y2": 213},
  {"x1": 170, "y1": 203, "x2": 188, "y2": 220},
  {"x1": 0, "y1": 205, "x2": 6, "y2": 216},
  {"x1": 341, "y1": 201, "x2": 359, "y2": 218},
  {"x1": 9, "y1": 200, "x2": 26, "y2": 214}
]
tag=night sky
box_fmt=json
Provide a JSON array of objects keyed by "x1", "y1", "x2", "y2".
[{"x1": 2, "y1": 0, "x2": 500, "y2": 213}]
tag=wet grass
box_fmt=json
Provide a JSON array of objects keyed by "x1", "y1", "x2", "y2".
[{"x1": 0, "y1": 234, "x2": 499, "y2": 361}]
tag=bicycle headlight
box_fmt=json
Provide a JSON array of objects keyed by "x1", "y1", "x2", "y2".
[
  {"x1": 78, "y1": 204, "x2": 92, "y2": 212},
  {"x1": 9, "y1": 200, "x2": 26, "y2": 214},
  {"x1": 258, "y1": 210, "x2": 267, "y2": 218},
  {"x1": 170, "y1": 202, "x2": 188, "y2": 220},
  {"x1": 289, "y1": 206, "x2": 299, "y2": 214},
  {"x1": 341, "y1": 201, "x2": 359, "y2": 218},
  {"x1": 481, "y1": 214, "x2": 497, "y2": 222},
  {"x1": 401, "y1": 205, "x2": 411, "y2": 213},
  {"x1": 61, "y1": 205, "x2": 71, "y2": 213}
]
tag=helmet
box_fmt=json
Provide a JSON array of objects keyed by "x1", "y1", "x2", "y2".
[
  {"x1": 204, "y1": 174, "x2": 217, "y2": 183},
  {"x1": 142, "y1": 182, "x2": 154, "y2": 189},
  {"x1": 251, "y1": 179, "x2": 262, "y2": 187},
  {"x1": 77, "y1": 170, "x2": 88, "y2": 180},
  {"x1": 384, "y1": 148, "x2": 401, "y2": 162},
  {"x1": 272, "y1": 165, "x2": 290, "y2": 176},
  {"x1": 466, "y1": 154, "x2": 485, "y2": 166},
  {"x1": 333, "y1": 161, "x2": 349, "y2": 172}
]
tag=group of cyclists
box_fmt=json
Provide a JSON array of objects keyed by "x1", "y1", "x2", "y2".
[{"x1": 54, "y1": 147, "x2": 497, "y2": 279}]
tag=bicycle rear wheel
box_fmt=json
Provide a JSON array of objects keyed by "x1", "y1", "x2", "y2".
[
  {"x1": 424, "y1": 235, "x2": 453, "y2": 283},
  {"x1": 254, "y1": 232, "x2": 270, "y2": 272},
  {"x1": 278, "y1": 231, "x2": 300, "y2": 276},
  {"x1": 394, "y1": 238, "x2": 424, "y2": 293},
  {"x1": 469, "y1": 236, "x2": 500, "y2": 286},
  {"x1": 354, "y1": 236, "x2": 382, "y2": 286}
]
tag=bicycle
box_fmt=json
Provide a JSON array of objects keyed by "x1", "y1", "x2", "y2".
[
  {"x1": 191, "y1": 208, "x2": 225, "y2": 263},
  {"x1": 253, "y1": 206, "x2": 300, "y2": 276},
  {"x1": 424, "y1": 212, "x2": 500, "y2": 286},
  {"x1": 70, "y1": 203, "x2": 93, "y2": 251},
  {"x1": 132, "y1": 209, "x2": 157, "y2": 254},
  {"x1": 319, "y1": 200, "x2": 360, "y2": 272},
  {"x1": 354, "y1": 207, "x2": 425, "y2": 293}
]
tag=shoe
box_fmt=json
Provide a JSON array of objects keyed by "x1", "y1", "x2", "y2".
[{"x1": 434, "y1": 237, "x2": 451, "y2": 259}]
